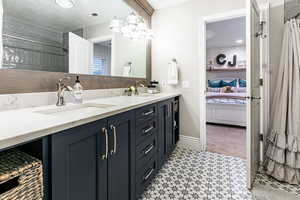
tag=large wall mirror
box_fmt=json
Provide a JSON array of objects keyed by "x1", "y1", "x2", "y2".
[{"x1": 2, "y1": 0, "x2": 151, "y2": 79}]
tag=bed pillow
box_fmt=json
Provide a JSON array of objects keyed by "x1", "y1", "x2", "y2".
[
  {"x1": 232, "y1": 87, "x2": 246, "y2": 93},
  {"x1": 221, "y1": 79, "x2": 237, "y2": 87},
  {"x1": 221, "y1": 86, "x2": 234, "y2": 93},
  {"x1": 208, "y1": 80, "x2": 222, "y2": 88},
  {"x1": 207, "y1": 87, "x2": 222, "y2": 93},
  {"x1": 239, "y1": 79, "x2": 247, "y2": 87}
]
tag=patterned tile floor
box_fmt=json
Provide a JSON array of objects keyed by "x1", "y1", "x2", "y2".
[
  {"x1": 140, "y1": 147, "x2": 300, "y2": 200},
  {"x1": 254, "y1": 172, "x2": 300, "y2": 197},
  {"x1": 141, "y1": 147, "x2": 251, "y2": 200}
]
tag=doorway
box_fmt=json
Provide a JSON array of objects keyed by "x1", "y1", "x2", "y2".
[
  {"x1": 200, "y1": 4, "x2": 269, "y2": 189},
  {"x1": 88, "y1": 35, "x2": 115, "y2": 76},
  {"x1": 205, "y1": 16, "x2": 247, "y2": 159},
  {"x1": 92, "y1": 40, "x2": 112, "y2": 75}
]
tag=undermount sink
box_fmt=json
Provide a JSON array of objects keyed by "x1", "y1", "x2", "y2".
[{"x1": 35, "y1": 103, "x2": 115, "y2": 116}]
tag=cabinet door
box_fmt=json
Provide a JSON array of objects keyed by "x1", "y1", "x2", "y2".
[
  {"x1": 165, "y1": 101, "x2": 174, "y2": 156},
  {"x1": 158, "y1": 100, "x2": 173, "y2": 168},
  {"x1": 97, "y1": 121, "x2": 109, "y2": 200},
  {"x1": 107, "y1": 111, "x2": 135, "y2": 200},
  {"x1": 51, "y1": 120, "x2": 107, "y2": 200}
]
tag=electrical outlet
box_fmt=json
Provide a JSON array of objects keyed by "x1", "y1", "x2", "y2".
[{"x1": 161, "y1": 80, "x2": 167, "y2": 88}]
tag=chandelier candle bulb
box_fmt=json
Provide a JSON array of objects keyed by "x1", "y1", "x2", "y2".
[{"x1": 110, "y1": 12, "x2": 154, "y2": 40}]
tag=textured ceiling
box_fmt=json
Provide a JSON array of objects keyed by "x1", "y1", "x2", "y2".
[
  {"x1": 206, "y1": 17, "x2": 246, "y2": 48},
  {"x1": 3, "y1": 0, "x2": 132, "y2": 32}
]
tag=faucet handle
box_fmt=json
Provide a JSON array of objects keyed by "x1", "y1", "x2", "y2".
[{"x1": 58, "y1": 77, "x2": 71, "y2": 84}]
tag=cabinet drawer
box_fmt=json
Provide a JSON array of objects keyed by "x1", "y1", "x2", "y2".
[
  {"x1": 136, "y1": 134, "x2": 157, "y2": 170},
  {"x1": 135, "y1": 104, "x2": 157, "y2": 125},
  {"x1": 136, "y1": 119, "x2": 158, "y2": 145},
  {"x1": 136, "y1": 156, "x2": 158, "y2": 197}
]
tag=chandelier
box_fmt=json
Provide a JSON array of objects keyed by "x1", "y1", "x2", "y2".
[{"x1": 110, "y1": 12, "x2": 154, "y2": 40}]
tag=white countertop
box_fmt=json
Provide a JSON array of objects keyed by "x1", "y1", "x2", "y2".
[{"x1": 0, "y1": 93, "x2": 180, "y2": 150}]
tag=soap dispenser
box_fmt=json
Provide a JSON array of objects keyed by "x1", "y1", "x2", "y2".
[{"x1": 73, "y1": 76, "x2": 83, "y2": 104}]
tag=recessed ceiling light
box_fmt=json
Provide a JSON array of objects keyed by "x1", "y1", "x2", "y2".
[
  {"x1": 90, "y1": 13, "x2": 99, "y2": 17},
  {"x1": 236, "y1": 39, "x2": 244, "y2": 44},
  {"x1": 56, "y1": 0, "x2": 75, "y2": 9}
]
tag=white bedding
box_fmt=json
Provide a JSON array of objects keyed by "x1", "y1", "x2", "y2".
[
  {"x1": 206, "y1": 92, "x2": 246, "y2": 105},
  {"x1": 206, "y1": 92, "x2": 246, "y2": 98}
]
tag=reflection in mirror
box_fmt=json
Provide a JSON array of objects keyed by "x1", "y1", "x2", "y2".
[{"x1": 2, "y1": 0, "x2": 150, "y2": 78}]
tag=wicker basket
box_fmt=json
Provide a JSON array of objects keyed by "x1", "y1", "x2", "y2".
[{"x1": 0, "y1": 150, "x2": 43, "y2": 200}]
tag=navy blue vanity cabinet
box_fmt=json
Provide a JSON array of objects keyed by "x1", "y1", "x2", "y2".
[
  {"x1": 173, "y1": 97, "x2": 180, "y2": 144},
  {"x1": 51, "y1": 111, "x2": 135, "y2": 200},
  {"x1": 157, "y1": 99, "x2": 174, "y2": 169},
  {"x1": 51, "y1": 120, "x2": 105, "y2": 200},
  {"x1": 48, "y1": 97, "x2": 179, "y2": 200},
  {"x1": 107, "y1": 111, "x2": 136, "y2": 200},
  {"x1": 135, "y1": 103, "x2": 159, "y2": 199}
]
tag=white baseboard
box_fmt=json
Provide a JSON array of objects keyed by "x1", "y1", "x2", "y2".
[{"x1": 177, "y1": 135, "x2": 202, "y2": 151}]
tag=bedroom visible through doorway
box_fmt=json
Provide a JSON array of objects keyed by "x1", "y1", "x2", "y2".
[{"x1": 205, "y1": 16, "x2": 247, "y2": 159}]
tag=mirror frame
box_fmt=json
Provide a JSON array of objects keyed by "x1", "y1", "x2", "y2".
[{"x1": 0, "y1": 0, "x2": 154, "y2": 94}]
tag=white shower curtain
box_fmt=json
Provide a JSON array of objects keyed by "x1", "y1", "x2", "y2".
[{"x1": 264, "y1": 19, "x2": 300, "y2": 184}]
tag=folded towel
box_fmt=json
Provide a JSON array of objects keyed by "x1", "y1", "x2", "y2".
[{"x1": 167, "y1": 59, "x2": 178, "y2": 85}]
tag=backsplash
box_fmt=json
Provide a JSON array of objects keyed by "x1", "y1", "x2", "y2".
[{"x1": 0, "y1": 88, "x2": 125, "y2": 111}]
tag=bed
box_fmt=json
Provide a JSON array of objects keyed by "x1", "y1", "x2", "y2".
[{"x1": 206, "y1": 79, "x2": 247, "y2": 127}]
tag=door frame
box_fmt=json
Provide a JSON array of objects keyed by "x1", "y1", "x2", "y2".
[
  {"x1": 88, "y1": 35, "x2": 116, "y2": 76},
  {"x1": 199, "y1": 9, "x2": 247, "y2": 152},
  {"x1": 260, "y1": 3, "x2": 270, "y2": 164},
  {"x1": 199, "y1": 5, "x2": 270, "y2": 189}
]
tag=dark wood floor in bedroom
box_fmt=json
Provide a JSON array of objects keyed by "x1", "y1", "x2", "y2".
[{"x1": 206, "y1": 124, "x2": 246, "y2": 159}]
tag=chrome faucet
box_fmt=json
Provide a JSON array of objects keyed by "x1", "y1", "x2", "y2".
[
  {"x1": 56, "y1": 77, "x2": 73, "y2": 106},
  {"x1": 134, "y1": 81, "x2": 147, "y2": 95},
  {"x1": 137, "y1": 83, "x2": 147, "y2": 95}
]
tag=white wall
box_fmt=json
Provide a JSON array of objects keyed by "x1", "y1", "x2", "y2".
[
  {"x1": 206, "y1": 46, "x2": 246, "y2": 67},
  {"x1": 151, "y1": 0, "x2": 246, "y2": 139},
  {"x1": 113, "y1": 36, "x2": 147, "y2": 78},
  {"x1": 84, "y1": 22, "x2": 147, "y2": 78},
  {"x1": 207, "y1": 46, "x2": 246, "y2": 80},
  {"x1": 151, "y1": 0, "x2": 285, "y2": 139}
]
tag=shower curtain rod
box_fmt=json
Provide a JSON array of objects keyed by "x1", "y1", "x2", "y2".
[{"x1": 3, "y1": 34, "x2": 68, "y2": 51}]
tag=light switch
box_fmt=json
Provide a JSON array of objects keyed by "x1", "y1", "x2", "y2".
[{"x1": 182, "y1": 81, "x2": 190, "y2": 88}]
